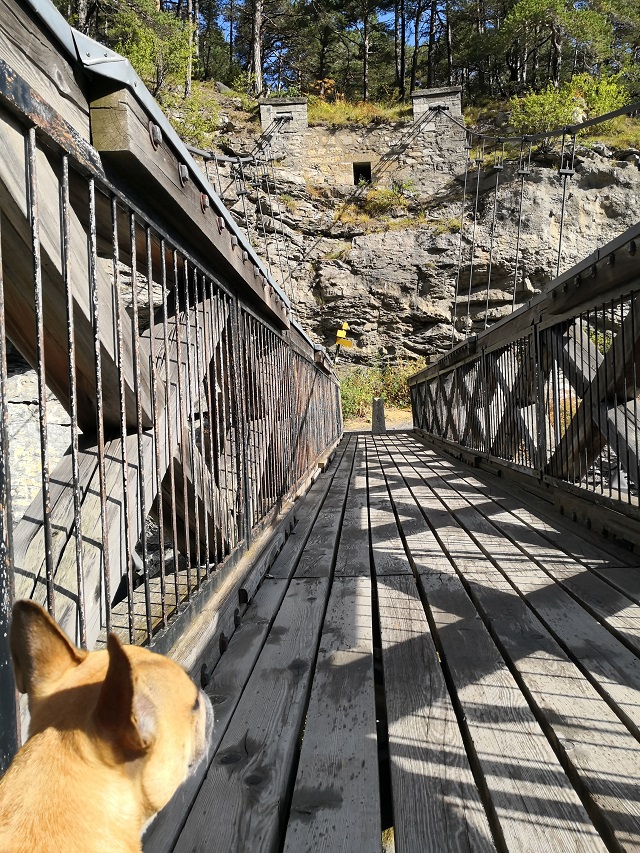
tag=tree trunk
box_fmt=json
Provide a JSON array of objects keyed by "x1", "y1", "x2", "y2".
[
  {"x1": 194, "y1": 0, "x2": 200, "y2": 59},
  {"x1": 400, "y1": 0, "x2": 406, "y2": 100},
  {"x1": 446, "y1": 3, "x2": 452, "y2": 85},
  {"x1": 395, "y1": 0, "x2": 401, "y2": 90},
  {"x1": 426, "y1": 0, "x2": 437, "y2": 86},
  {"x1": 77, "y1": 0, "x2": 88, "y2": 32},
  {"x1": 551, "y1": 20, "x2": 562, "y2": 86},
  {"x1": 229, "y1": 0, "x2": 234, "y2": 78},
  {"x1": 363, "y1": 14, "x2": 369, "y2": 101},
  {"x1": 251, "y1": 0, "x2": 264, "y2": 96},
  {"x1": 410, "y1": 0, "x2": 424, "y2": 92},
  {"x1": 185, "y1": 0, "x2": 193, "y2": 97}
]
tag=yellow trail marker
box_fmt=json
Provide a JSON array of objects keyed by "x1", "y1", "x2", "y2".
[{"x1": 336, "y1": 338, "x2": 353, "y2": 347}]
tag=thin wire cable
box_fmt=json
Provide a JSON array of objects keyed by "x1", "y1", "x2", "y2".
[
  {"x1": 434, "y1": 99, "x2": 640, "y2": 146},
  {"x1": 259, "y1": 153, "x2": 286, "y2": 287},
  {"x1": 556, "y1": 129, "x2": 576, "y2": 277},
  {"x1": 213, "y1": 154, "x2": 224, "y2": 198},
  {"x1": 484, "y1": 140, "x2": 504, "y2": 329},
  {"x1": 250, "y1": 158, "x2": 273, "y2": 278},
  {"x1": 451, "y1": 132, "x2": 473, "y2": 348},
  {"x1": 466, "y1": 138, "x2": 485, "y2": 331},
  {"x1": 512, "y1": 138, "x2": 532, "y2": 310},
  {"x1": 268, "y1": 154, "x2": 294, "y2": 303}
]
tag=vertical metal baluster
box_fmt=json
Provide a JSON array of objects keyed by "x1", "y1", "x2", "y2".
[
  {"x1": 182, "y1": 261, "x2": 202, "y2": 584},
  {"x1": 192, "y1": 269, "x2": 210, "y2": 573},
  {"x1": 129, "y1": 214, "x2": 152, "y2": 641},
  {"x1": 87, "y1": 180, "x2": 112, "y2": 644},
  {"x1": 610, "y1": 298, "x2": 618, "y2": 500},
  {"x1": 27, "y1": 129, "x2": 54, "y2": 616},
  {"x1": 214, "y1": 293, "x2": 231, "y2": 554},
  {"x1": 145, "y1": 227, "x2": 166, "y2": 627},
  {"x1": 60, "y1": 158, "x2": 87, "y2": 644},
  {"x1": 571, "y1": 319, "x2": 578, "y2": 483},
  {"x1": 173, "y1": 252, "x2": 192, "y2": 590},
  {"x1": 584, "y1": 313, "x2": 590, "y2": 484},
  {"x1": 287, "y1": 346, "x2": 296, "y2": 491},
  {"x1": 230, "y1": 298, "x2": 251, "y2": 547},
  {"x1": 111, "y1": 199, "x2": 134, "y2": 643},
  {"x1": 244, "y1": 314, "x2": 256, "y2": 526},
  {"x1": 631, "y1": 293, "x2": 639, "y2": 500},
  {"x1": 0, "y1": 210, "x2": 19, "y2": 771},
  {"x1": 225, "y1": 293, "x2": 241, "y2": 548},
  {"x1": 159, "y1": 241, "x2": 180, "y2": 609},
  {"x1": 595, "y1": 308, "x2": 603, "y2": 494},
  {"x1": 277, "y1": 338, "x2": 287, "y2": 498},
  {"x1": 201, "y1": 277, "x2": 219, "y2": 568}
]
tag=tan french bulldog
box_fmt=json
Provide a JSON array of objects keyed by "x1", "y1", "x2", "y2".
[{"x1": 0, "y1": 600, "x2": 213, "y2": 853}]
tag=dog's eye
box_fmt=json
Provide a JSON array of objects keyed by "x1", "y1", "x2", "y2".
[{"x1": 192, "y1": 694, "x2": 200, "y2": 713}]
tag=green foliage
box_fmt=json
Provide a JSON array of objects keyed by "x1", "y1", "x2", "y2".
[
  {"x1": 361, "y1": 187, "x2": 407, "y2": 217},
  {"x1": 110, "y1": 0, "x2": 192, "y2": 97},
  {"x1": 307, "y1": 97, "x2": 411, "y2": 126},
  {"x1": 570, "y1": 73, "x2": 628, "y2": 133},
  {"x1": 159, "y1": 83, "x2": 220, "y2": 148},
  {"x1": 509, "y1": 84, "x2": 576, "y2": 137},
  {"x1": 339, "y1": 358, "x2": 427, "y2": 419},
  {"x1": 510, "y1": 74, "x2": 629, "y2": 141}
]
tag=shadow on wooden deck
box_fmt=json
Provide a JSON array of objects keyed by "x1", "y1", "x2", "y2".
[{"x1": 145, "y1": 432, "x2": 640, "y2": 853}]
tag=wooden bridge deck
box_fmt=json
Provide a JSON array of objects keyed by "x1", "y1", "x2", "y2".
[{"x1": 152, "y1": 431, "x2": 640, "y2": 853}]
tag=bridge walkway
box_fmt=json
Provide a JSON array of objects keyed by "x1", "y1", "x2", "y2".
[{"x1": 148, "y1": 431, "x2": 640, "y2": 853}]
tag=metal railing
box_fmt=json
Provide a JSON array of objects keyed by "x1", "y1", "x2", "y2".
[
  {"x1": 0, "y1": 2, "x2": 342, "y2": 770},
  {"x1": 409, "y1": 222, "x2": 640, "y2": 510}
]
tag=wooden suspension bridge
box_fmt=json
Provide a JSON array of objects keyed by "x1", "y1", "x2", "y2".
[{"x1": 1, "y1": 0, "x2": 640, "y2": 850}]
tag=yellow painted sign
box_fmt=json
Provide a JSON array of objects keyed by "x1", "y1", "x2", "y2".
[
  {"x1": 336, "y1": 329, "x2": 347, "y2": 338},
  {"x1": 341, "y1": 322, "x2": 349, "y2": 330},
  {"x1": 336, "y1": 338, "x2": 353, "y2": 347}
]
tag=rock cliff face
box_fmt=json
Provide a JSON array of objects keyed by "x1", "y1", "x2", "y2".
[{"x1": 211, "y1": 129, "x2": 640, "y2": 363}]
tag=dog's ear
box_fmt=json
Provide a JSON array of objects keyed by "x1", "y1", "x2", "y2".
[
  {"x1": 10, "y1": 600, "x2": 87, "y2": 697},
  {"x1": 94, "y1": 633, "x2": 157, "y2": 754}
]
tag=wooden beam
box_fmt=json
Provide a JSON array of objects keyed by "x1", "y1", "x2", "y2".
[{"x1": 89, "y1": 88, "x2": 290, "y2": 330}]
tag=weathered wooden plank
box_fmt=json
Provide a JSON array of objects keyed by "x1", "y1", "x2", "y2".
[
  {"x1": 267, "y1": 438, "x2": 351, "y2": 579},
  {"x1": 90, "y1": 88, "x2": 289, "y2": 329},
  {"x1": 367, "y1": 438, "x2": 411, "y2": 576},
  {"x1": 144, "y1": 577, "x2": 290, "y2": 853},
  {"x1": 12, "y1": 288, "x2": 228, "y2": 646},
  {"x1": 0, "y1": 108, "x2": 159, "y2": 434},
  {"x1": 377, "y1": 574, "x2": 495, "y2": 853},
  {"x1": 395, "y1": 439, "x2": 640, "y2": 736},
  {"x1": 334, "y1": 440, "x2": 370, "y2": 578},
  {"x1": 408, "y1": 432, "x2": 637, "y2": 568},
  {"x1": 377, "y1": 437, "x2": 606, "y2": 851},
  {"x1": 0, "y1": 0, "x2": 90, "y2": 139},
  {"x1": 173, "y1": 577, "x2": 329, "y2": 853},
  {"x1": 283, "y1": 577, "x2": 380, "y2": 853},
  {"x1": 294, "y1": 438, "x2": 356, "y2": 579},
  {"x1": 386, "y1": 437, "x2": 640, "y2": 848},
  {"x1": 410, "y1": 438, "x2": 640, "y2": 652}
]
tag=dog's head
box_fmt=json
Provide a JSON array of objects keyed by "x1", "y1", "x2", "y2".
[{"x1": 10, "y1": 600, "x2": 213, "y2": 819}]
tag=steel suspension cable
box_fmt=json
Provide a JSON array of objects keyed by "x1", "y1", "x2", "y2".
[
  {"x1": 484, "y1": 140, "x2": 505, "y2": 329},
  {"x1": 466, "y1": 138, "x2": 485, "y2": 331},
  {"x1": 259, "y1": 153, "x2": 286, "y2": 289},
  {"x1": 512, "y1": 137, "x2": 532, "y2": 310},
  {"x1": 251, "y1": 158, "x2": 274, "y2": 278},
  {"x1": 267, "y1": 152, "x2": 295, "y2": 302},
  {"x1": 213, "y1": 153, "x2": 224, "y2": 198},
  {"x1": 451, "y1": 132, "x2": 473, "y2": 348},
  {"x1": 235, "y1": 157, "x2": 251, "y2": 243},
  {"x1": 556, "y1": 129, "x2": 577, "y2": 277}
]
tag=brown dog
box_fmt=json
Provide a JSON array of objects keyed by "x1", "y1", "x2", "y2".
[{"x1": 0, "y1": 600, "x2": 213, "y2": 853}]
